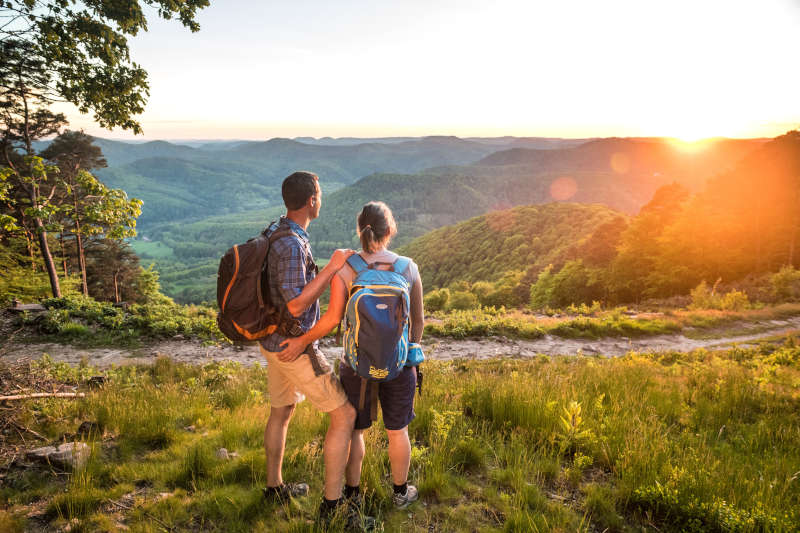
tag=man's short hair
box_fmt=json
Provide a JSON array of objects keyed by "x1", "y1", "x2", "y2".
[{"x1": 282, "y1": 171, "x2": 318, "y2": 210}]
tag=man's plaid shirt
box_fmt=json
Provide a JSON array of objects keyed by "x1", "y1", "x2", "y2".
[{"x1": 259, "y1": 217, "x2": 320, "y2": 352}]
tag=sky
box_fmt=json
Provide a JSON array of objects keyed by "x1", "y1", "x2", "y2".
[{"x1": 61, "y1": 0, "x2": 800, "y2": 141}]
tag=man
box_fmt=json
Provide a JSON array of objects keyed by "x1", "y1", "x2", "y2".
[{"x1": 260, "y1": 171, "x2": 370, "y2": 527}]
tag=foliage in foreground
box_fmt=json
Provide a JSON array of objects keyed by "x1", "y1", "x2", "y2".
[
  {"x1": 2, "y1": 340, "x2": 800, "y2": 532},
  {"x1": 18, "y1": 293, "x2": 223, "y2": 347}
]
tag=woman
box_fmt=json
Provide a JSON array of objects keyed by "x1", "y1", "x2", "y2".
[{"x1": 278, "y1": 201, "x2": 424, "y2": 509}]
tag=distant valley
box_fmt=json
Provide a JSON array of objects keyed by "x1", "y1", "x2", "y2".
[{"x1": 47, "y1": 134, "x2": 766, "y2": 302}]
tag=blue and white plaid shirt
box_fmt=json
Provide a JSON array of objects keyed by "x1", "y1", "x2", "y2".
[{"x1": 259, "y1": 217, "x2": 320, "y2": 352}]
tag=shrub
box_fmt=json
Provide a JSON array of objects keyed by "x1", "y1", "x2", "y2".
[
  {"x1": 690, "y1": 280, "x2": 750, "y2": 311},
  {"x1": 770, "y1": 265, "x2": 800, "y2": 300},
  {"x1": 448, "y1": 291, "x2": 479, "y2": 311},
  {"x1": 718, "y1": 289, "x2": 749, "y2": 311},
  {"x1": 424, "y1": 288, "x2": 450, "y2": 312},
  {"x1": 470, "y1": 281, "x2": 494, "y2": 305},
  {"x1": 36, "y1": 293, "x2": 224, "y2": 344}
]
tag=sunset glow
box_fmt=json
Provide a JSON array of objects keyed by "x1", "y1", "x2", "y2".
[{"x1": 57, "y1": 0, "x2": 800, "y2": 140}]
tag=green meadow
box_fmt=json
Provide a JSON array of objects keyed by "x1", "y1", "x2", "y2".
[{"x1": 2, "y1": 339, "x2": 799, "y2": 532}]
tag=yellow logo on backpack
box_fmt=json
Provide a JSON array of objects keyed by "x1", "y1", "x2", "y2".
[{"x1": 369, "y1": 366, "x2": 389, "y2": 379}]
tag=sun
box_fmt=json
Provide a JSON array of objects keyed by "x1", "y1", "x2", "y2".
[
  {"x1": 665, "y1": 124, "x2": 723, "y2": 152},
  {"x1": 668, "y1": 136, "x2": 717, "y2": 153}
]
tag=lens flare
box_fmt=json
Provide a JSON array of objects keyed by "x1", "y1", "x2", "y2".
[
  {"x1": 550, "y1": 176, "x2": 578, "y2": 201},
  {"x1": 610, "y1": 152, "x2": 631, "y2": 174}
]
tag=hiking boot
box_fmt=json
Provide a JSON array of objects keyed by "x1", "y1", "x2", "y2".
[
  {"x1": 318, "y1": 499, "x2": 376, "y2": 532},
  {"x1": 392, "y1": 484, "x2": 418, "y2": 509},
  {"x1": 344, "y1": 490, "x2": 364, "y2": 509},
  {"x1": 262, "y1": 482, "x2": 309, "y2": 502}
]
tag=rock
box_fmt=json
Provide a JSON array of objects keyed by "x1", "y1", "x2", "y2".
[
  {"x1": 215, "y1": 447, "x2": 229, "y2": 460},
  {"x1": 26, "y1": 445, "x2": 57, "y2": 462},
  {"x1": 8, "y1": 303, "x2": 46, "y2": 313},
  {"x1": 183, "y1": 425, "x2": 196, "y2": 432},
  {"x1": 228, "y1": 451, "x2": 239, "y2": 459},
  {"x1": 27, "y1": 442, "x2": 90, "y2": 470},
  {"x1": 50, "y1": 442, "x2": 90, "y2": 469}
]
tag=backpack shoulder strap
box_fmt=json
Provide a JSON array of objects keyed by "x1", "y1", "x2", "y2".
[
  {"x1": 261, "y1": 220, "x2": 278, "y2": 237},
  {"x1": 392, "y1": 256, "x2": 412, "y2": 275},
  {"x1": 268, "y1": 228, "x2": 299, "y2": 246},
  {"x1": 346, "y1": 254, "x2": 369, "y2": 274}
]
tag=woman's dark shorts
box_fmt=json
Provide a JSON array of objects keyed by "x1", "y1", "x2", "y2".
[{"x1": 339, "y1": 364, "x2": 417, "y2": 431}]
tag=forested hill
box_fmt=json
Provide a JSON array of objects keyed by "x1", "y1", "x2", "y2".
[
  {"x1": 397, "y1": 203, "x2": 624, "y2": 304},
  {"x1": 82, "y1": 133, "x2": 768, "y2": 303},
  {"x1": 396, "y1": 131, "x2": 800, "y2": 309},
  {"x1": 308, "y1": 137, "x2": 763, "y2": 257},
  {"x1": 476, "y1": 137, "x2": 763, "y2": 190},
  {"x1": 91, "y1": 136, "x2": 508, "y2": 226}
]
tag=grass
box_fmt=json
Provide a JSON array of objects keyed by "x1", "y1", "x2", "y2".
[
  {"x1": 2, "y1": 340, "x2": 800, "y2": 532},
  {"x1": 130, "y1": 240, "x2": 174, "y2": 260},
  {"x1": 425, "y1": 303, "x2": 800, "y2": 341},
  {"x1": 14, "y1": 293, "x2": 225, "y2": 348}
]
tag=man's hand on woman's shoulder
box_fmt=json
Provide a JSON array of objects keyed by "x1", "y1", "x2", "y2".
[{"x1": 327, "y1": 249, "x2": 355, "y2": 271}]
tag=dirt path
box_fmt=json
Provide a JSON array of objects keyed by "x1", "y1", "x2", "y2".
[
  {"x1": 425, "y1": 315, "x2": 800, "y2": 360},
  {"x1": 3, "y1": 316, "x2": 800, "y2": 368}
]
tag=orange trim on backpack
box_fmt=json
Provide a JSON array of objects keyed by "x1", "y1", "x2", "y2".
[
  {"x1": 221, "y1": 245, "x2": 240, "y2": 313},
  {"x1": 232, "y1": 320, "x2": 278, "y2": 340}
]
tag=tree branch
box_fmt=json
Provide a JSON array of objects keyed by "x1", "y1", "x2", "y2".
[{"x1": 0, "y1": 392, "x2": 86, "y2": 401}]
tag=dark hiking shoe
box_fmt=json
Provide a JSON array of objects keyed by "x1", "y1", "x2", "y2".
[
  {"x1": 318, "y1": 499, "x2": 376, "y2": 532},
  {"x1": 262, "y1": 482, "x2": 309, "y2": 502},
  {"x1": 392, "y1": 484, "x2": 418, "y2": 509},
  {"x1": 343, "y1": 489, "x2": 364, "y2": 509}
]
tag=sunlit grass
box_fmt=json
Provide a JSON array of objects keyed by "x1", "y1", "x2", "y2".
[
  {"x1": 2, "y1": 343, "x2": 799, "y2": 531},
  {"x1": 425, "y1": 303, "x2": 800, "y2": 340}
]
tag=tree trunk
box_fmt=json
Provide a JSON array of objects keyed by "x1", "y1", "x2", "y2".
[
  {"x1": 24, "y1": 229, "x2": 36, "y2": 272},
  {"x1": 75, "y1": 231, "x2": 89, "y2": 296},
  {"x1": 33, "y1": 218, "x2": 61, "y2": 298},
  {"x1": 113, "y1": 270, "x2": 120, "y2": 303},
  {"x1": 73, "y1": 194, "x2": 89, "y2": 296},
  {"x1": 77, "y1": 232, "x2": 88, "y2": 296},
  {"x1": 59, "y1": 232, "x2": 68, "y2": 277}
]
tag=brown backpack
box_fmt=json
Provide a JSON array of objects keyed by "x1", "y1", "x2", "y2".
[{"x1": 216, "y1": 222, "x2": 304, "y2": 343}]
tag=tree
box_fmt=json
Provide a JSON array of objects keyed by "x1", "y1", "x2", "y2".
[
  {"x1": 609, "y1": 183, "x2": 689, "y2": 301},
  {"x1": 1, "y1": 1, "x2": 209, "y2": 298},
  {"x1": 1, "y1": 38, "x2": 67, "y2": 296},
  {"x1": 41, "y1": 130, "x2": 117, "y2": 295},
  {"x1": 1, "y1": 0, "x2": 210, "y2": 133},
  {"x1": 0, "y1": 157, "x2": 65, "y2": 296},
  {"x1": 85, "y1": 238, "x2": 140, "y2": 303}
]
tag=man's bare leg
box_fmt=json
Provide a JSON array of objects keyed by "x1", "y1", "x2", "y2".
[
  {"x1": 264, "y1": 404, "x2": 296, "y2": 487},
  {"x1": 323, "y1": 401, "x2": 356, "y2": 500},
  {"x1": 345, "y1": 429, "x2": 366, "y2": 486}
]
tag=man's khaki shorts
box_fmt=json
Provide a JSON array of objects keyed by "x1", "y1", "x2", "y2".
[{"x1": 260, "y1": 345, "x2": 348, "y2": 413}]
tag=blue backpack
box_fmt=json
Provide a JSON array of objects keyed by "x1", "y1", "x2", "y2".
[{"x1": 343, "y1": 254, "x2": 412, "y2": 384}]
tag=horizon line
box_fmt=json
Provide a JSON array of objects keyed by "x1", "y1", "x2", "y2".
[{"x1": 65, "y1": 133, "x2": 782, "y2": 144}]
